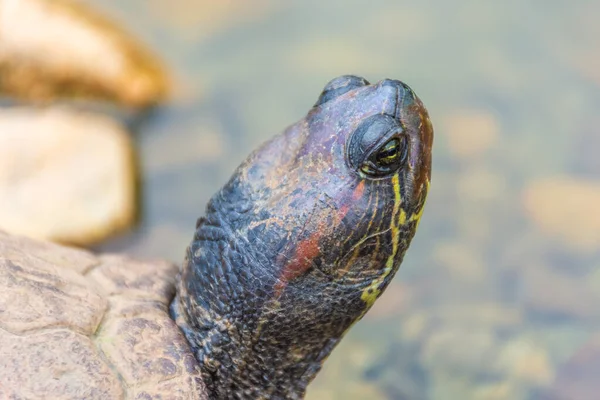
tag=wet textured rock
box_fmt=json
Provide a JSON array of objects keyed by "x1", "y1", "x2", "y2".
[
  {"x1": 0, "y1": 0, "x2": 168, "y2": 107},
  {"x1": 0, "y1": 107, "x2": 136, "y2": 246},
  {"x1": 0, "y1": 230, "x2": 207, "y2": 399}
]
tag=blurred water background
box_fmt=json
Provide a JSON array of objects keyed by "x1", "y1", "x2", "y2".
[{"x1": 73, "y1": 1, "x2": 600, "y2": 398}]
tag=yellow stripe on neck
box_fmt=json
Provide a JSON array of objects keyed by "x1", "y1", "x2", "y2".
[{"x1": 360, "y1": 173, "x2": 402, "y2": 307}]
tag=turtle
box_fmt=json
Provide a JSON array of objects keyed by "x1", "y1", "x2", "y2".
[{"x1": 0, "y1": 75, "x2": 433, "y2": 400}]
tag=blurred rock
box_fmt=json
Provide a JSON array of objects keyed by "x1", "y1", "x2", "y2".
[
  {"x1": 420, "y1": 326, "x2": 497, "y2": 372},
  {"x1": 307, "y1": 337, "x2": 384, "y2": 400},
  {"x1": 362, "y1": 341, "x2": 429, "y2": 400},
  {"x1": 443, "y1": 109, "x2": 499, "y2": 159},
  {"x1": 145, "y1": 119, "x2": 225, "y2": 173},
  {"x1": 539, "y1": 334, "x2": 600, "y2": 400},
  {"x1": 0, "y1": 0, "x2": 169, "y2": 107},
  {"x1": 548, "y1": 3, "x2": 600, "y2": 92},
  {"x1": 365, "y1": 282, "x2": 414, "y2": 320},
  {"x1": 570, "y1": 117, "x2": 600, "y2": 178},
  {"x1": 457, "y1": 168, "x2": 507, "y2": 204},
  {"x1": 522, "y1": 265, "x2": 600, "y2": 321},
  {"x1": 285, "y1": 38, "x2": 384, "y2": 76},
  {"x1": 402, "y1": 312, "x2": 430, "y2": 342},
  {"x1": 418, "y1": 322, "x2": 553, "y2": 399},
  {"x1": 0, "y1": 107, "x2": 136, "y2": 246},
  {"x1": 429, "y1": 373, "x2": 523, "y2": 400},
  {"x1": 497, "y1": 338, "x2": 553, "y2": 386},
  {"x1": 147, "y1": 0, "x2": 277, "y2": 41},
  {"x1": 363, "y1": 5, "x2": 431, "y2": 43},
  {"x1": 433, "y1": 240, "x2": 486, "y2": 283},
  {"x1": 471, "y1": 381, "x2": 518, "y2": 400},
  {"x1": 307, "y1": 385, "x2": 384, "y2": 400},
  {"x1": 443, "y1": 304, "x2": 523, "y2": 327},
  {"x1": 99, "y1": 223, "x2": 190, "y2": 261},
  {"x1": 523, "y1": 177, "x2": 600, "y2": 253},
  {"x1": 398, "y1": 302, "x2": 539, "y2": 399},
  {"x1": 402, "y1": 304, "x2": 523, "y2": 343}
]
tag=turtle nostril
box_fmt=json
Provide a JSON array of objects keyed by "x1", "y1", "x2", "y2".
[
  {"x1": 378, "y1": 78, "x2": 406, "y2": 88},
  {"x1": 379, "y1": 78, "x2": 402, "y2": 87},
  {"x1": 377, "y1": 79, "x2": 417, "y2": 119},
  {"x1": 378, "y1": 79, "x2": 414, "y2": 96},
  {"x1": 314, "y1": 75, "x2": 370, "y2": 107}
]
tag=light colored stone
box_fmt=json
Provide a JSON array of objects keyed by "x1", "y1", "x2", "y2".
[
  {"x1": 96, "y1": 304, "x2": 198, "y2": 387},
  {"x1": 0, "y1": 107, "x2": 136, "y2": 246},
  {"x1": 0, "y1": 253, "x2": 106, "y2": 334},
  {"x1": 0, "y1": 0, "x2": 169, "y2": 107},
  {"x1": 523, "y1": 176, "x2": 600, "y2": 253},
  {"x1": 0, "y1": 329, "x2": 124, "y2": 399},
  {"x1": 443, "y1": 109, "x2": 499, "y2": 159},
  {"x1": 0, "y1": 229, "x2": 97, "y2": 274},
  {"x1": 90, "y1": 254, "x2": 177, "y2": 301}
]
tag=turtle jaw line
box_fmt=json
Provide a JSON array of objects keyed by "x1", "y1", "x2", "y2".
[
  {"x1": 171, "y1": 228, "x2": 343, "y2": 400},
  {"x1": 171, "y1": 184, "x2": 379, "y2": 398}
]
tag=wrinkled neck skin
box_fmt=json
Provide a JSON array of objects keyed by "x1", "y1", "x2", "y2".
[
  {"x1": 169, "y1": 158, "x2": 350, "y2": 397},
  {"x1": 170, "y1": 181, "x2": 348, "y2": 399},
  {"x1": 171, "y1": 174, "x2": 416, "y2": 399}
]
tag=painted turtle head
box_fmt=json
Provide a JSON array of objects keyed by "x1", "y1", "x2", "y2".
[{"x1": 173, "y1": 75, "x2": 433, "y2": 399}]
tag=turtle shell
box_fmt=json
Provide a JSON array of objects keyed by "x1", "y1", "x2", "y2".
[{"x1": 0, "y1": 230, "x2": 207, "y2": 399}]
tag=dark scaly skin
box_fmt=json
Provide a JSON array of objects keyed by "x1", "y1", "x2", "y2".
[{"x1": 170, "y1": 76, "x2": 433, "y2": 399}]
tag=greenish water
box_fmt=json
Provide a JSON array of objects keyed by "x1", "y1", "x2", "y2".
[{"x1": 91, "y1": 1, "x2": 600, "y2": 398}]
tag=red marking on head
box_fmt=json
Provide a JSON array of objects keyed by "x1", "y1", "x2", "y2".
[
  {"x1": 338, "y1": 204, "x2": 350, "y2": 220},
  {"x1": 274, "y1": 181, "x2": 366, "y2": 297},
  {"x1": 275, "y1": 230, "x2": 323, "y2": 297},
  {"x1": 338, "y1": 181, "x2": 365, "y2": 221},
  {"x1": 353, "y1": 180, "x2": 365, "y2": 201}
]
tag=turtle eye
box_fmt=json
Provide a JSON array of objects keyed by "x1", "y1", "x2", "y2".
[
  {"x1": 376, "y1": 138, "x2": 401, "y2": 165},
  {"x1": 347, "y1": 114, "x2": 408, "y2": 178},
  {"x1": 361, "y1": 136, "x2": 408, "y2": 176}
]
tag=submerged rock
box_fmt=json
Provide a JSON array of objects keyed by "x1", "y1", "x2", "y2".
[
  {"x1": 521, "y1": 265, "x2": 600, "y2": 321},
  {"x1": 0, "y1": 0, "x2": 169, "y2": 107},
  {"x1": 523, "y1": 177, "x2": 600, "y2": 253},
  {"x1": 0, "y1": 107, "x2": 136, "y2": 246},
  {"x1": 443, "y1": 109, "x2": 499, "y2": 159},
  {"x1": 539, "y1": 334, "x2": 600, "y2": 400}
]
